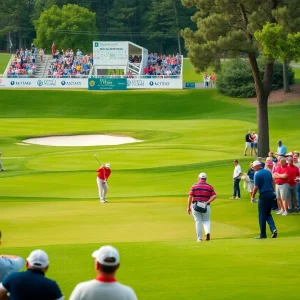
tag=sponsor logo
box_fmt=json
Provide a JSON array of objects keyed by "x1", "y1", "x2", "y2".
[
  {"x1": 10, "y1": 80, "x2": 31, "y2": 86},
  {"x1": 149, "y1": 81, "x2": 170, "y2": 86},
  {"x1": 41, "y1": 79, "x2": 56, "y2": 86},
  {"x1": 127, "y1": 80, "x2": 145, "y2": 87},
  {"x1": 61, "y1": 81, "x2": 82, "y2": 86},
  {"x1": 89, "y1": 80, "x2": 95, "y2": 87},
  {"x1": 37, "y1": 80, "x2": 43, "y2": 86},
  {"x1": 98, "y1": 42, "x2": 119, "y2": 47}
]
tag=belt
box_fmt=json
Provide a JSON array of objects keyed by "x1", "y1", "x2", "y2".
[{"x1": 276, "y1": 183, "x2": 286, "y2": 185}]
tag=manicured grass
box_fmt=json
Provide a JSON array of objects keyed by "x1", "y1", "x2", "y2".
[
  {"x1": 0, "y1": 89, "x2": 300, "y2": 299},
  {"x1": 293, "y1": 67, "x2": 300, "y2": 83},
  {"x1": 183, "y1": 58, "x2": 215, "y2": 83},
  {"x1": 0, "y1": 53, "x2": 10, "y2": 74}
]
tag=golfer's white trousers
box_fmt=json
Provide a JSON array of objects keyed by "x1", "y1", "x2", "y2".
[
  {"x1": 96, "y1": 177, "x2": 108, "y2": 201},
  {"x1": 192, "y1": 205, "x2": 211, "y2": 240}
]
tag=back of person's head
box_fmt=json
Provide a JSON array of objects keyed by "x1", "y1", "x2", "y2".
[
  {"x1": 92, "y1": 245, "x2": 120, "y2": 274},
  {"x1": 26, "y1": 249, "x2": 49, "y2": 272}
]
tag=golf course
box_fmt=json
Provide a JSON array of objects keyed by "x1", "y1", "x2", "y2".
[{"x1": 1, "y1": 58, "x2": 300, "y2": 299}]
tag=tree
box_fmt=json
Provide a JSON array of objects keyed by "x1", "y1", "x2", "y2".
[
  {"x1": 255, "y1": 23, "x2": 300, "y2": 93},
  {"x1": 34, "y1": 4, "x2": 98, "y2": 53},
  {"x1": 0, "y1": 0, "x2": 35, "y2": 49},
  {"x1": 181, "y1": 0, "x2": 300, "y2": 156},
  {"x1": 145, "y1": 0, "x2": 196, "y2": 54}
]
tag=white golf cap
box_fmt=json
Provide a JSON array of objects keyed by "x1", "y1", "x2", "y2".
[
  {"x1": 105, "y1": 163, "x2": 110, "y2": 168},
  {"x1": 27, "y1": 249, "x2": 49, "y2": 268},
  {"x1": 199, "y1": 172, "x2": 207, "y2": 179},
  {"x1": 92, "y1": 245, "x2": 120, "y2": 266},
  {"x1": 252, "y1": 160, "x2": 261, "y2": 167}
]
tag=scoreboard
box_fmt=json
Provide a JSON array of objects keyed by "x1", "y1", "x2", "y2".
[{"x1": 93, "y1": 41, "x2": 128, "y2": 66}]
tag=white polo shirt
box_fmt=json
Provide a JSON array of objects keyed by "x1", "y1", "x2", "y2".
[
  {"x1": 69, "y1": 278, "x2": 137, "y2": 300},
  {"x1": 233, "y1": 165, "x2": 242, "y2": 179}
]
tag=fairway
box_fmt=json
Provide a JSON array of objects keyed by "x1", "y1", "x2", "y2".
[{"x1": 1, "y1": 88, "x2": 300, "y2": 299}]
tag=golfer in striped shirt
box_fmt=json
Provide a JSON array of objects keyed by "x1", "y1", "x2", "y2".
[{"x1": 187, "y1": 173, "x2": 217, "y2": 242}]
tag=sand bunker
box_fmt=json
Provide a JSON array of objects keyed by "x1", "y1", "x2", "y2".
[{"x1": 23, "y1": 135, "x2": 142, "y2": 147}]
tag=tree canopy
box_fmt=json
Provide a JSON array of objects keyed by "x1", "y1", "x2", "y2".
[
  {"x1": 34, "y1": 4, "x2": 97, "y2": 52},
  {"x1": 0, "y1": 0, "x2": 196, "y2": 53}
]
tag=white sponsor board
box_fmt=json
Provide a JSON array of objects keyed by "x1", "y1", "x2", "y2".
[
  {"x1": 0, "y1": 78, "x2": 88, "y2": 88},
  {"x1": 0, "y1": 77, "x2": 183, "y2": 89},
  {"x1": 93, "y1": 41, "x2": 128, "y2": 66},
  {"x1": 127, "y1": 78, "x2": 183, "y2": 89}
]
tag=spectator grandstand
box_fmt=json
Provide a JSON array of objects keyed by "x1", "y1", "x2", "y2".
[
  {"x1": 46, "y1": 49, "x2": 93, "y2": 78},
  {"x1": 7, "y1": 48, "x2": 37, "y2": 77}
]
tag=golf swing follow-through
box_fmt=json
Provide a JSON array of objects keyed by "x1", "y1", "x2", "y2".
[{"x1": 94, "y1": 154, "x2": 111, "y2": 203}]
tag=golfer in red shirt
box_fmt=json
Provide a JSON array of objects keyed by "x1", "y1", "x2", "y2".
[
  {"x1": 187, "y1": 173, "x2": 217, "y2": 242},
  {"x1": 97, "y1": 163, "x2": 111, "y2": 203}
]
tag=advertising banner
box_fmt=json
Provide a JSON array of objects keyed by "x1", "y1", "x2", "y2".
[
  {"x1": 0, "y1": 78, "x2": 88, "y2": 88},
  {"x1": 127, "y1": 78, "x2": 183, "y2": 89},
  {"x1": 88, "y1": 78, "x2": 127, "y2": 90}
]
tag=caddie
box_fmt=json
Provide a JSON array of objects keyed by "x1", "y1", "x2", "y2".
[{"x1": 187, "y1": 173, "x2": 217, "y2": 242}]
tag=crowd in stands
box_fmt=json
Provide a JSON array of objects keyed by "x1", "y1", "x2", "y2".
[
  {"x1": 46, "y1": 48, "x2": 93, "y2": 78},
  {"x1": 143, "y1": 53, "x2": 181, "y2": 77},
  {"x1": 7, "y1": 44, "x2": 39, "y2": 77}
]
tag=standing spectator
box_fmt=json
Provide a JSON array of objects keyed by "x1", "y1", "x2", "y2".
[
  {"x1": 0, "y1": 253, "x2": 24, "y2": 282},
  {"x1": 187, "y1": 173, "x2": 217, "y2": 242},
  {"x1": 39, "y1": 48, "x2": 44, "y2": 62},
  {"x1": 51, "y1": 42, "x2": 56, "y2": 57},
  {"x1": 211, "y1": 74, "x2": 216, "y2": 87},
  {"x1": 31, "y1": 43, "x2": 35, "y2": 55},
  {"x1": 247, "y1": 162, "x2": 255, "y2": 201},
  {"x1": 0, "y1": 152, "x2": 4, "y2": 171},
  {"x1": 96, "y1": 163, "x2": 111, "y2": 203},
  {"x1": 286, "y1": 157, "x2": 300, "y2": 212},
  {"x1": 251, "y1": 131, "x2": 258, "y2": 156},
  {"x1": 244, "y1": 130, "x2": 253, "y2": 156},
  {"x1": 273, "y1": 158, "x2": 289, "y2": 216},
  {"x1": 69, "y1": 245, "x2": 137, "y2": 300},
  {"x1": 231, "y1": 160, "x2": 242, "y2": 199},
  {"x1": 251, "y1": 161, "x2": 277, "y2": 239},
  {"x1": 0, "y1": 249, "x2": 64, "y2": 300},
  {"x1": 276, "y1": 140, "x2": 287, "y2": 156}
]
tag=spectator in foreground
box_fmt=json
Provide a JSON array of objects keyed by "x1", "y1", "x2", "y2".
[
  {"x1": 69, "y1": 245, "x2": 137, "y2": 300},
  {"x1": 0, "y1": 251, "x2": 25, "y2": 282},
  {"x1": 0, "y1": 249, "x2": 64, "y2": 300}
]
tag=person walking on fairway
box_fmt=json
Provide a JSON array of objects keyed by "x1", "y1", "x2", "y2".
[
  {"x1": 97, "y1": 163, "x2": 111, "y2": 203},
  {"x1": 69, "y1": 245, "x2": 138, "y2": 300},
  {"x1": 187, "y1": 173, "x2": 217, "y2": 242},
  {"x1": 251, "y1": 160, "x2": 278, "y2": 239}
]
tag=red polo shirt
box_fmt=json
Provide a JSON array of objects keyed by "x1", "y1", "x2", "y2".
[
  {"x1": 189, "y1": 179, "x2": 216, "y2": 204},
  {"x1": 97, "y1": 167, "x2": 111, "y2": 180},
  {"x1": 286, "y1": 165, "x2": 300, "y2": 186},
  {"x1": 274, "y1": 165, "x2": 288, "y2": 185}
]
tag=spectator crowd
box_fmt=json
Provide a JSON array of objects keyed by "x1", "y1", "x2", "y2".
[
  {"x1": 46, "y1": 48, "x2": 93, "y2": 78},
  {"x1": 237, "y1": 137, "x2": 300, "y2": 215},
  {"x1": 7, "y1": 44, "x2": 39, "y2": 77}
]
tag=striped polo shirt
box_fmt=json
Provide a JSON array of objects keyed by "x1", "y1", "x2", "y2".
[{"x1": 189, "y1": 179, "x2": 216, "y2": 204}]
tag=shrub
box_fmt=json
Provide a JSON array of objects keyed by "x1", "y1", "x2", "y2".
[{"x1": 216, "y1": 59, "x2": 295, "y2": 98}]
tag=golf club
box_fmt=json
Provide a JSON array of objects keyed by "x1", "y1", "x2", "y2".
[{"x1": 94, "y1": 154, "x2": 101, "y2": 165}]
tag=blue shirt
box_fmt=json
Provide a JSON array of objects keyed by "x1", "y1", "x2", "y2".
[
  {"x1": 277, "y1": 145, "x2": 287, "y2": 155},
  {"x1": 0, "y1": 257, "x2": 24, "y2": 282},
  {"x1": 254, "y1": 168, "x2": 274, "y2": 194},
  {"x1": 1, "y1": 269, "x2": 63, "y2": 300},
  {"x1": 247, "y1": 168, "x2": 255, "y2": 181}
]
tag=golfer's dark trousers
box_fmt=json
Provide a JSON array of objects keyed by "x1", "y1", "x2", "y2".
[
  {"x1": 233, "y1": 179, "x2": 241, "y2": 197},
  {"x1": 258, "y1": 191, "x2": 277, "y2": 238}
]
